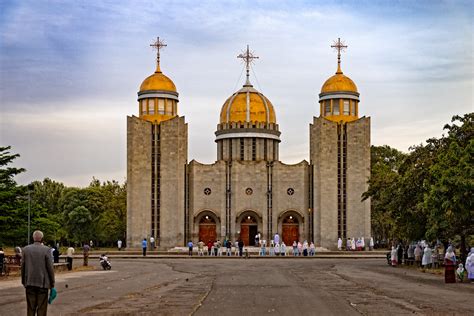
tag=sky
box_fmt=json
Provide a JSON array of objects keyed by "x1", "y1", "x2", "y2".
[{"x1": 0, "y1": 0, "x2": 472, "y2": 187}]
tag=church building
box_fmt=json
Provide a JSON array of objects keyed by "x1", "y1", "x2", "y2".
[{"x1": 126, "y1": 37, "x2": 371, "y2": 249}]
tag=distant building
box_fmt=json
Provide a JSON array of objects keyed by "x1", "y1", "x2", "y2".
[{"x1": 127, "y1": 38, "x2": 370, "y2": 249}]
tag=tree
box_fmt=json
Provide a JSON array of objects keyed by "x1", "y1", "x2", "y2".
[
  {"x1": 425, "y1": 113, "x2": 474, "y2": 260},
  {"x1": 0, "y1": 146, "x2": 28, "y2": 246},
  {"x1": 363, "y1": 145, "x2": 406, "y2": 243}
]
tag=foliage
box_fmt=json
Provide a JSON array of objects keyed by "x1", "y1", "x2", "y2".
[{"x1": 365, "y1": 113, "x2": 474, "y2": 251}]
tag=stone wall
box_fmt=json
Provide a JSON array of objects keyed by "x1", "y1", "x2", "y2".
[
  {"x1": 126, "y1": 116, "x2": 152, "y2": 248},
  {"x1": 310, "y1": 117, "x2": 339, "y2": 249},
  {"x1": 346, "y1": 117, "x2": 371, "y2": 240},
  {"x1": 159, "y1": 116, "x2": 188, "y2": 248}
]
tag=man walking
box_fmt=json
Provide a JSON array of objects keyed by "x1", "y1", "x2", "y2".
[
  {"x1": 21, "y1": 230, "x2": 55, "y2": 316},
  {"x1": 142, "y1": 238, "x2": 147, "y2": 256},
  {"x1": 66, "y1": 245, "x2": 75, "y2": 271},
  {"x1": 83, "y1": 243, "x2": 90, "y2": 266}
]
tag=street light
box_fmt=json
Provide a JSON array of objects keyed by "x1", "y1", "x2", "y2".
[{"x1": 27, "y1": 183, "x2": 34, "y2": 245}]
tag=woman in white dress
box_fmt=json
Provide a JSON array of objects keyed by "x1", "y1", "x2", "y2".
[
  {"x1": 337, "y1": 238, "x2": 342, "y2": 250},
  {"x1": 422, "y1": 245, "x2": 432, "y2": 268},
  {"x1": 466, "y1": 247, "x2": 474, "y2": 282}
]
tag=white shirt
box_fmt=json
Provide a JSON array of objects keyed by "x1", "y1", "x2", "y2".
[
  {"x1": 67, "y1": 247, "x2": 75, "y2": 257},
  {"x1": 150, "y1": 237, "x2": 155, "y2": 243},
  {"x1": 118, "y1": 240, "x2": 122, "y2": 247}
]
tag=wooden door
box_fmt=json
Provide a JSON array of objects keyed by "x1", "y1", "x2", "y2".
[
  {"x1": 240, "y1": 225, "x2": 249, "y2": 246},
  {"x1": 199, "y1": 224, "x2": 216, "y2": 243},
  {"x1": 282, "y1": 224, "x2": 299, "y2": 245}
]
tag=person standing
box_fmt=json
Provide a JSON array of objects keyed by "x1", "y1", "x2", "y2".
[
  {"x1": 274, "y1": 243, "x2": 280, "y2": 256},
  {"x1": 238, "y1": 239, "x2": 244, "y2": 257},
  {"x1": 0, "y1": 247, "x2": 5, "y2": 275},
  {"x1": 369, "y1": 237, "x2": 374, "y2": 251},
  {"x1": 255, "y1": 232, "x2": 260, "y2": 247},
  {"x1": 465, "y1": 247, "x2": 474, "y2": 282},
  {"x1": 117, "y1": 239, "x2": 122, "y2": 251},
  {"x1": 337, "y1": 238, "x2": 342, "y2": 251},
  {"x1": 391, "y1": 246, "x2": 398, "y2": 267},
  {"x1": 52, "y1": 246, "x2": 60, "y2": 264},
  {"x1": 187, "y1": 240, "x2": 193, "y2": 256},
  {"x1": 150, "y1": 236, "x2": 155, "y2": 250},
  {"x1": 66, "y1": 246, "x2": 75, "y2": 271},
  {"x1": 292, "y1": 241, "x2": 297, "y2": 256},
  {"x1": 89, "y1": 240, "x2": 93, "y2": 248},
  {"x1": 281, "y1": 242, "x2": 286, "y2": 256},
  {"x1": 444, "y1": 246, "x2": 457, "y2": 283},
  {"x1": 21, "y1": 230, "x2": 55, "y2": 316},
  {"x1": 83, "y1": 243, "x2": 90, "y2": 266},
  {"x1": 422, "y1": 244, "x2": 433, "y2": 268},
  {"x1": 207, "y1": 240, "x2": 213, "y2": 256},
  {"x1": 226, "y1": 240, "x2": 232, "y2": 256},
  {"x1": 198, "y1": 240, "x2": 204, "y2": 256},
  {"x1": 142, "y1": 238, "x2": 147, "y2": 257},
  {"x1": 309, "y1": 242, "x2": 315, "y2": 256},
  {"x1": 414, "y1": 244, "x2": 422, "y2": 267},
  {"x1": 274, "y1": 233, "x2": 280, "y2": 245}
]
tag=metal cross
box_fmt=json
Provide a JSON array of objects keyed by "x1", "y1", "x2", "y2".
[
  {"x1": 150, "y1": 37, "x2": 167, "y2": 71},
  {"x1": 331, "y1": 38, "x2": 348, "y2": 71},
  {"x1": 238, "y1": 45, "x2": 259, "y2": 85}
]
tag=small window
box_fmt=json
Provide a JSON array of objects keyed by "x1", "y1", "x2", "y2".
[
  {"x1": 141, "y1": 100, "x2": 147, "y2": 115},
  {"x1": 148, "y1": 99, "x2": 155, "y2": 114},
  {"x1": 351, "y1": 100, "x2": 356, "y2": 116},
  {"x1": 343, "y1": 100, "x2": 350, "y2": 115},
  {"x1": 165, "y1": 99, "x2": 173, "y2": 115},
  {"x1": 324, "y1": 101, "x2": 331, "y2": 116},
  {"x1": 158, "y1": 99, "x2": 165, "y2": 114},
  {"x1": 333, "y1": 99, "x2": 340, "y2": 115}
]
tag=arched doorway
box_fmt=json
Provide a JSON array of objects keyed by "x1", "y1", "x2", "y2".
[
  {"x1": 282, "y1": 215, "x2": 299, "y2": 245},
  {"x1": 199, "y1": 215, "x2": 217, "y2": 243},
  {"x1": 240, "y1": 215, "x2": 258, "y2": 246}
]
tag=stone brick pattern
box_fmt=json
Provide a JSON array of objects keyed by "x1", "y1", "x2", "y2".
[{"x1": 127, "y1": 116, "x2": 152, "y2": 248}]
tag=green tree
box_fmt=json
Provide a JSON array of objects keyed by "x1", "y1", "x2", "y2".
[
  {"x1": 0, "y1": 146, "x2": 28, "y2": 246},
  {"x1": 425, "y1": 113, "x2": 474, "y2": 260},
  {"x1": 363, "y1": 145, "x2": 406, "y2": 243}
]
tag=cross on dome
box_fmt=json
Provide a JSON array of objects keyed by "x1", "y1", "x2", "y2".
[
  {"x1": 150, "y1": 36, "x2": 167, "y2": 73},
  {"x1": 237, "y1": 45, "x2": 259, "y2": 86},
  {"x1": 331, "y1": 37, "x2": 348, "y2": 74}
]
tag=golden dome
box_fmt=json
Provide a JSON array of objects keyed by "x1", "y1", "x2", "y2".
[
  {"x1": 321, "y1": 66, "x2": 357, "y2": 94},
  {"x1": 220, "y1": 85, "x2": 276, "y2": 124},
  {"x1": 139, "y1": 67, "x2": 177, "y2": 92}
]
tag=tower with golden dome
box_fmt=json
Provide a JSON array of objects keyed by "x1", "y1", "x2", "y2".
[
  {"x1": 126, "y1": 37, "x2": 370, "y2": 250},
  {"x1": 310, "y1": 38, "x2": 371, "y2": 247},
  {"x1": 127, "y1": 37, "x2": 187, "y2": 248}
]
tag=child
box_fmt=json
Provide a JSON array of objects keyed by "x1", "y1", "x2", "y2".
[{"x1": 456, "y1": 263, "x2": 465, "y2": 282}]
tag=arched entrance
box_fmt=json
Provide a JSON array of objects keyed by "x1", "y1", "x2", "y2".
[
  {"x1": 240, "y1": 215, "x2": 258, "y2": 246},
  {"x1": 282, "y1": 215, "x2": 299, "y2": 245},
  {"x1": 199, "y1": 215, "x2": 217, "y2": 243}
]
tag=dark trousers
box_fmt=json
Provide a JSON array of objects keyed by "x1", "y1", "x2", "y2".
[
  {"x1": 239, "y1": 247, "x2": 243, "y2": 256},
  {"x1": 26, "y1": 286, "x2": 48, "y2": 316},
  {"x1": 143, "y1": 248, "x2": 147, "y2": 256},
  {"x1": 67, "y1": 257, "x2": 73, "y2": 270}
]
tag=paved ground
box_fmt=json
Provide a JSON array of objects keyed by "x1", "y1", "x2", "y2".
[{"x1": 0, "y1": 258, "x2": 472, "y2": 315}]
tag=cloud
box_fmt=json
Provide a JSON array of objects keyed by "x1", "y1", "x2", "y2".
[{"x1": 1, "y1": 0, "x2": 472, "y2": 186}]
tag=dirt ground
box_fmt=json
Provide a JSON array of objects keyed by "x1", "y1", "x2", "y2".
[{"x1": 0, "y1": 258, "x2": 472, "y2": 315}]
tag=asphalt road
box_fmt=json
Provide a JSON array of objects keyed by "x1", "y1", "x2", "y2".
[{"x1": 0, "y1": 258, "x2": 472, "y2": 315}]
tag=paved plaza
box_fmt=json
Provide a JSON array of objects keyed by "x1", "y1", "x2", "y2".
[{"x1": 1, "y1": 258, "x2": 473, "y2": 315}]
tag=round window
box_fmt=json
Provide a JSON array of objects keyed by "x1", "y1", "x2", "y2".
[
  {"x1": 245, "y1": 188, "x2": 253, "y2": 195},
  {"x1": 287, "y1": 188, "x2": 295, "y2": 195},
  {"x1": 204, "y1": 188, "x2": 212, "y2": 195}
]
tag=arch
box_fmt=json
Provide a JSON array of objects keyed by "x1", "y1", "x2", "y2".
[
  {"x1": 277, "y1": 210, "x2": 305, "y2": 246},
  {"x1": 235, "y1": 210, "x2": 262, "y2": 247},
  {"x1": 193, "y1": 210, "x2": 220, "y2": 243}
]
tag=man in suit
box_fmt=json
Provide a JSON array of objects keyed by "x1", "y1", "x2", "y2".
[{"x1": 21, "y1": 230, "x2": 55, "y2": 316}]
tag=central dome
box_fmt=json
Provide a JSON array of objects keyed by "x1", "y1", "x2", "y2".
[
  {"x1": 219, "y1": 84, "x2": 276, "y2": 124},
  {"x1": 139, "y1": 68, "x2": 177, "y2": 92}
]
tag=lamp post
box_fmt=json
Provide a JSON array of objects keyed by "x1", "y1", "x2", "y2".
[
  {"x1": 27, "y1": 189, "x2": 31, "y2": 245},
  {"x1": 27, "y1": 183, "x2": 34, "y2": 245}
]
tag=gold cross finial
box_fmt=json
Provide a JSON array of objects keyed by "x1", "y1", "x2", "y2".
[
  {"x1": 238, "y1": 45, "x2": 259, "y2": 86},
  {"x1": 331, "y1": 37, "x2": 348, "y2": 74},
  {"x1": 150, "y1": 36, "x2": 167, "y2": 73}
]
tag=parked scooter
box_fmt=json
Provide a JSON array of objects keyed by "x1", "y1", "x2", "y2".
[{"x1": 99, "y1": 254, "x2": 111, "y2": 270}]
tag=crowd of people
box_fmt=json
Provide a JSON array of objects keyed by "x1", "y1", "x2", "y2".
[
  {"x1": 337, "y1": 237, "x2": 375, "y2": 251},
  {"x1": 388, "y1": 241, "x2": 474, "y2": 283}
]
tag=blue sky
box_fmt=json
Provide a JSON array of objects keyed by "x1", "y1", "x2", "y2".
[{"x1": 1, "y1": 0, "x2": 472, "y2": 186}]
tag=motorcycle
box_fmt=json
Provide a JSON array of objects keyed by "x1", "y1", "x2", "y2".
[{"x1": 99, "y1": 254, "x2": 111, "y2": 270}]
